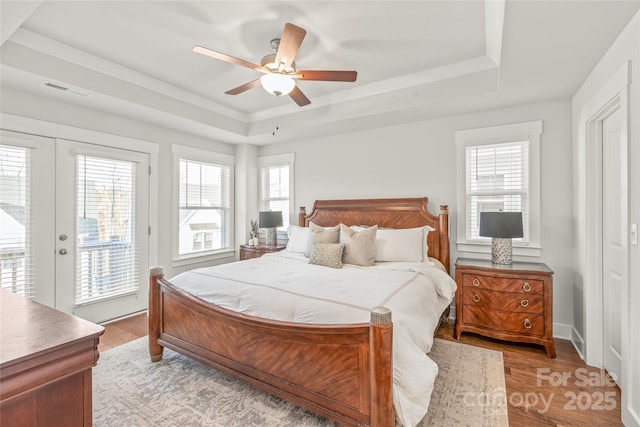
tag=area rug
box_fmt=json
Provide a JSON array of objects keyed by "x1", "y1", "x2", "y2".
[{"x1": 93, "y1": 337, "x2": 508, "y2": 427}]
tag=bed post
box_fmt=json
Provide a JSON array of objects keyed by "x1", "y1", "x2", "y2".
[
  {"x1": 149, "y1": 266, "x2": 164, "y2": 362},
  {"x1": 439, "y1": 205, "x2": 450, "y2": 273},
  {"x1": 298, "y1": 206, "x2": 307, "y2": 226},
  {"x1": 370, "y1": 307, "x2": 393, "y2": 427}
]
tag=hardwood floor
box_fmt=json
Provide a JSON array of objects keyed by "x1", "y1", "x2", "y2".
[
  {"x1": 100, "y1": 314, "x2": 623, "y2": 427},
  {"x1": 98, "y1": 312, "x2": 148, "y2": 352}
]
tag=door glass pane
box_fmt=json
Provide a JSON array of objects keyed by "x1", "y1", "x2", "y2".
[
  {"x1": 0, "y1": 145, "x2": 34, "y2": 298},
  {"x1": 75, "y1": 155, "x2": 137, "y2": 304}
]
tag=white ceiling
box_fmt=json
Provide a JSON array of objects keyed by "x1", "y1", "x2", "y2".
[{"x1": 1, "y1": 1, "x2": 638, "y2": 145}]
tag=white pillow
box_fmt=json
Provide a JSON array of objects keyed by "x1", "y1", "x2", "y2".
[
  {"x1": 285, "y1": 225, "x2": 309, "y2": 253},
  {"x1": 355, "y1": 225, "x2": 435, "y2": 263}
]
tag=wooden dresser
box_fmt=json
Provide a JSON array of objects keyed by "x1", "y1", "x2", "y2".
[
  {"x1": 454, "y1": 258, "x2": 555, "y2": 358},
  {"x1": 0, "y1": 289, "x2": 105, "y2": 426},
  {"x1": 239, "y1": 244, "x2": 287, "y2": 260}
]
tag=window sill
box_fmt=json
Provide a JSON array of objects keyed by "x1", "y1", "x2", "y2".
[
  {"x1": 456, "y1": 242, "x2": 542, "y2": 257},
  {"x1": 172, "y1": 250, "x2": 236, "y2": 268}
]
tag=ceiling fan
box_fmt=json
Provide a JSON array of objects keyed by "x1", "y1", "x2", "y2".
[{"x1": 193, "y1": 23, "x2": 357, "y2": 107}]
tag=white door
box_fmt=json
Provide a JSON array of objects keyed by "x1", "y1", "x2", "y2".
[
  {"x1": 55, "y1": 139, "x2": 150, "y2": 323},
  {"x1": 602, "y1": 107, "x2": 625, "y2": 385},
  {"x1": 0, "y1": 131, "x2": 149, "y2": 323},
  {"x1": 0, "y1": 131, "x2": 55, "y2": 307}
]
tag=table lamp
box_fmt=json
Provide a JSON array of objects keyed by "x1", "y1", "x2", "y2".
[
  {"x1": 479, "y1": 212, "x2": 523, "y2": 265},
  {"x1": 259, "y1": 211, "x2": 283, "y2": 247}
]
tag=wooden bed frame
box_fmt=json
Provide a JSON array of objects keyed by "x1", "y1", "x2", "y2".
[{"x1": 149, "y1": 198, "x2": 450, "y2": 427}]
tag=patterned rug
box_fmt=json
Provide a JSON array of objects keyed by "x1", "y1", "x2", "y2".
[{"x1": 93, "y1": 337, "x2": 508, "y2": 427}]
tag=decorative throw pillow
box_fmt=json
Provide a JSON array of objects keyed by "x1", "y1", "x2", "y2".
[
  {"x1": 304, "y1": 222, "x2": 340, "y2": 257},
  {"x1": 340, "y1": 224, "x2": 378, "y2": 266},
  {"x1": 309, "y1": 243, "x2": 344, "y2": 269},
  {"x1": 285, "y1": 225, "x2": 309, "y2": 253}
]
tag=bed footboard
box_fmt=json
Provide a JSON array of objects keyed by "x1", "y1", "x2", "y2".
[{"x1": 149, "y1": 267, "x2": 394, "y2": 427}]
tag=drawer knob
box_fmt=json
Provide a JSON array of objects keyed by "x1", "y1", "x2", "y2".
[
  {"x1": 522, "y1": 282, "x2": 532, "y2": 292},
  {"x1": 472, "y1": 278, "x2": 480, "y2": 286},
  {"x1": 523, "y1": 318, "x2": 532, "y2": 329},
  {"x1": 520, "y1": 299, "x2": 529, "y2": 307},
  {"x1": 472, "y1": 294, "x2": 480, "y2": 303}
]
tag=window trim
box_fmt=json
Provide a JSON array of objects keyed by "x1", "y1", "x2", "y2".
[
  {"x1": 172, "y1": 144, "x2": 234, "y2": 266},
  {"x1": 455, "y1": 120, "x2": 542, "y2": 257},
  {"x1": 258, "y1": 153, "x2": 294, "y2": 232}
]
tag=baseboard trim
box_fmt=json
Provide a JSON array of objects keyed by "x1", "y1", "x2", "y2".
[{"x1": 570, "y1": 327, "x2": 586, "y2": 361}]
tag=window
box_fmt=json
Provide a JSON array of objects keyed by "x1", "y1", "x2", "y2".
[
  {"x1": 172, "y1": 145, "x2": 234, "y2": 262},
  {"x1": 258, "y1": 153, "x2": 294, "y2": 229},
  {"x1": 456, "y1": 121, "x2": 542, "y2": 256}
]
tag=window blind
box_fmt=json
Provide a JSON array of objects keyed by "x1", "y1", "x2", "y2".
[
  {"x1": 75, "y1": 155, "x2": 138, "y2": 304},
  {"x1": 178, "y1": 158, "x2": 231, "y2": 256},
  {"x1": 0, "y1": 145, "x2": 35, "y2": 299},
  {"x1": 465, "y1": 140, "x2": 529, "y2": 242},
  {"x1": 260, "y1": 164, "x2": 290, "y2": 228}
]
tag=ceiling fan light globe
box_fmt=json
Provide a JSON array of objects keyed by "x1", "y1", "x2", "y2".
[{"x1": 260, "y1": 73, "x2": 295, "y2": 96}]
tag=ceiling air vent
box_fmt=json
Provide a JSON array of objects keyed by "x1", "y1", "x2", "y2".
[{"x1": 41, "y1": 81, "x2": 92, "y2": 98}]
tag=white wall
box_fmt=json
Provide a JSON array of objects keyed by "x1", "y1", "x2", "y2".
[
  {"x1": 572, "y1": 10, "x2": 639, "y2": 426},
  {"x1": 259, "y1": 98, "x2": 575, "y2": 334}
]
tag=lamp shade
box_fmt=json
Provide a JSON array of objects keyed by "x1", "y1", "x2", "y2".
[
  {"x1": 259, "y1": 211, "x2": 283, "y2": 228},
  {"x1": 479, "y1": 212, "x2": 523, "y2": 238}
]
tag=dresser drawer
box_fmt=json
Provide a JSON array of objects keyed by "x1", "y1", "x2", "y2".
[
  {"x1": 463, "y1": 288, "x2": 543, "y2": 314},
  {"x1": 463, "y1": 306, "x2": 545, "y2": 337},
  {"x1": 461, "y1": 273, "x2": 543, "y2": 294}
]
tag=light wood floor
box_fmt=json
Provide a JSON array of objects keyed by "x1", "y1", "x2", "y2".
[{"x1": 100, "y1": 314, "x2": 622, "y2": 427}]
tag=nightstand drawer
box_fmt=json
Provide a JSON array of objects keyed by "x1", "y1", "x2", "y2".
[
  {"x1": 463, "y1": 306, "x2": 545, "y2": 337},
  {"x1": 239, "y1": 244, "x2": 286, "y2": 260},
  {"x1": 463, "y1": 288, "x2": 543, "y2": 313},
  {"x1": 461, "y1": 273, "x2": 543, "y2": 294}
]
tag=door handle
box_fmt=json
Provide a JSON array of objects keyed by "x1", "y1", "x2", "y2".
[{"x1": 59, "y1": 248, "x2": 68, "y2": 255}]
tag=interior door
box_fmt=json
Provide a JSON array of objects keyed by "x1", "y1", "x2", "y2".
[{"x1": 602, "y1": 107, "x2": 625, "y2": 385}]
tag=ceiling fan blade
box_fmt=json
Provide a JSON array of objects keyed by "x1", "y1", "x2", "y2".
[
  {"x1": 289, "y1": 85, "x2": 311, "y2": 106},
  {"x1": 275, "y1": 23, "x2": 306, "y2": 70},
  {"x1": 225, "y1": 79, "x2": 261, "y2": 95},
  {"x1": 295, "y1": 70, "x2": 358, "y2": 82},
  {"x1": 193, "y1": 45, "x2": 261, "y2": 70}
]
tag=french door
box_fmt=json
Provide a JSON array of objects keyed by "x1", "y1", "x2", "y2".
[{"x1": 0, "y1": 131, "x2": 149, "y2": 323}]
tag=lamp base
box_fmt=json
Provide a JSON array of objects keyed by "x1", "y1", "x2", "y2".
[
  {"x1": 265, "y1": 228, "x2": 277, "y2": 247},
  {"x1": 491, "y1": 238, "x2": 513, "y2": 265}
]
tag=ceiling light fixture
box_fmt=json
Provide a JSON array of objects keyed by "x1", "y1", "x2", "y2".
[{"x1": 260, "y1": 73, "x2": 296, "y2": 96}]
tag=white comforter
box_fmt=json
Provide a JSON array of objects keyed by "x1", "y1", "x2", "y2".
[{"x1": 169, "y1": 251, "x2": 457, "y2": 427}]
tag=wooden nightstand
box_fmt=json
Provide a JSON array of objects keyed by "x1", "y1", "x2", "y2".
[
  {"x1": 239, "y1": 244, "x2": 286, "y2": 260},
  {"x1": 454, "y1": 258, "x2": 555, "y2": 358}
]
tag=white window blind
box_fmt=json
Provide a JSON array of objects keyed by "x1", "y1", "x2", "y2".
[
  {"x1": 75, "y1": 155, "x2": 138, "y2": 304},
  {"x1": 260, "y1": 164, "x2": 290, "y2": 229},
  {"x1": 0, "y1": 145, "x2": 35, "y2": 299},
  {"x1": 465, "y1": 140, "x2": 529, "y2": 243},
  {"x1": 178, "y1": 158, "x2": 231, "y2": 256}
]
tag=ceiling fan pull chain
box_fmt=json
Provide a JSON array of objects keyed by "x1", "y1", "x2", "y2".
[{"x1": 272, "y1": 96, "x2": 279, "y2": 136}]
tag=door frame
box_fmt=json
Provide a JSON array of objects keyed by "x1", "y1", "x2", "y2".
[
  {"x1": 582, "y1": 62, "x2": 630, "y2": 408},
  {"x1": 0, "y1": 113, "x2": 159, "y2": 317}
]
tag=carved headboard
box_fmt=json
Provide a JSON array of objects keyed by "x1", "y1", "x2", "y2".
[{"x1": 299, "y1": 198, "x2": 450, "y2": 273}]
